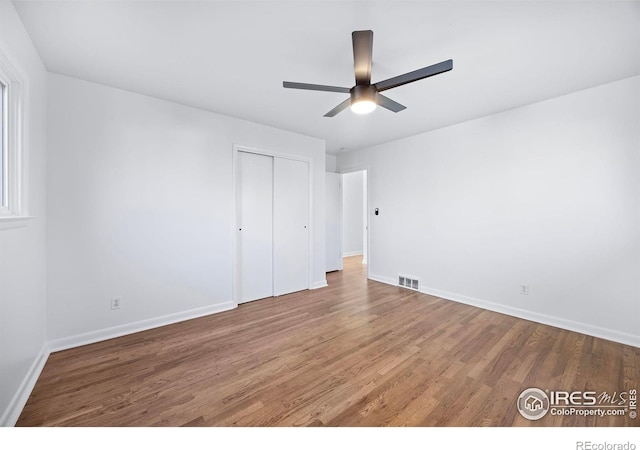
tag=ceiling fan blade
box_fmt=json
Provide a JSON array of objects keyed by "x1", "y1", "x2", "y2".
[
  {"x1": 375, "y1": 59, "x2": 453, "y2": 92},
  {"x1": 283, "y1": 81, "x2": 350, "y2": 94},
  {"x1": 352, "y1": 30, "x2": 373, "y2": 86},
  {"x1": 324, "y1": 98, "x2": 351, "y2": 117},
  {"x1": 376, "y1": 94, "x2": 406, "y2": 113}
]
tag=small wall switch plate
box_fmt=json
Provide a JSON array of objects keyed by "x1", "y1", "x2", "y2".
[
  {"x1": 111, "y1": 297, "x2": 121, "y2": 310},
  {"x1": 520, "y1": 285, "x2": 529, "y2": 296}
]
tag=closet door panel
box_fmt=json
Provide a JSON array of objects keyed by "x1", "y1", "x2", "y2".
[
  {"x1": 273, "y1": 158, "x2": 310, "y2": 296},
  {"x1": 237, "y1": 151, "x2": 273, "y2": 303}
]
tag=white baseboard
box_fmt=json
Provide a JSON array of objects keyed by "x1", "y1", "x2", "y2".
[
  {"x1": 0, "y1": 344, "x2": 50, "y2": 427},
  {"x1": 311, "y1": 280, "x2": 328, "y2": 289},
  {"x1": 368, "y1": 273, "x2": 397, "y2": 286},
  {"x1": 48, "y1": 301, "x2": 237, "y2": 353},
  {"x1": 342, "y1": 251, "x2": 363, "y2": 258},
  {"x1": 367, "y1": 274, "x2": 640, "y2": 348},
  {"x1": 420, "y1": 286, "x2": 640, "y2": 348}
]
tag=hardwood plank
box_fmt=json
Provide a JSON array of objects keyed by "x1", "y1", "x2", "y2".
[{"x1": 16, "y1": 257, "x2": 639, "y2": 426}]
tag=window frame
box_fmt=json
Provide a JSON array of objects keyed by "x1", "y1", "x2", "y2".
[
  {"x1": 0, "y1": 47, "x2": 26, "y2": 221},
  {"x1": 1, "y1": 79, "x2": 6, "y2": 208}
]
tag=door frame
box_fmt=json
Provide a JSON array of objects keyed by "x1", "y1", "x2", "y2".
[
  {"x1": 337, "y1": 165, "x2": 370, "y2": 280},
  {"x1": 232, "y1": 144, "x2": 314, "y2": 306}
]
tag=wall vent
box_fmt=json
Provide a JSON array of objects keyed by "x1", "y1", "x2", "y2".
[{"x1": 398, "y1": 275, "x2": 419, "y2": 291}]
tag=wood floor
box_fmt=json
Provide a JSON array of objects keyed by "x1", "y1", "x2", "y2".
[{"x1": 18, "y1": 257, "x2": 639, "y2": 426}]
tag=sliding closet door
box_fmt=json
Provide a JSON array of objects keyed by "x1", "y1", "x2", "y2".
[
  {"x1": 237, "y1": 151, "x2": 273, "y2": 303},
  {"x1": 273, "y1": 158, "x2": 310, "y2": 296}
]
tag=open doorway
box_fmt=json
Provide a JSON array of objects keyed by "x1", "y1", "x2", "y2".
[
  {"x1": 341, "y1": 170, "x2": 368, "y2": 269},
  {"x1": 325, "y1": 168, "x2": 369, "y2": 278}
]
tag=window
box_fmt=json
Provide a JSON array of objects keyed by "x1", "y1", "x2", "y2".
[
  {"x1": 1, "y1": 80, "x2": 6, "y2": 209},
  {"x1": 0, "y1": 47, "x2": 25, "y2": 220}
]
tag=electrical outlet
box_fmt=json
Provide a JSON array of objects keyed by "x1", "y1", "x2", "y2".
[
  {"x1": 520, "y1": 285, "x2": 529, "y2": 296},
  {"x1": 111, "y1": 297, "x2": 121, "y2": 310}
]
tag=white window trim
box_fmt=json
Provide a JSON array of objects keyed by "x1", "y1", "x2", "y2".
[{"x1": 0, "y1": 46, "x2": 29, "y2": 225}]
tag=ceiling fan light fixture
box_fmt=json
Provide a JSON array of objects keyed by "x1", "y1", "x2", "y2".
[
  {"x1": 351, "y1": 99, "x2": 376, "y2": 114},
  {"x1": 350, "y1": 84, "x2": 377, "y2": 115}
]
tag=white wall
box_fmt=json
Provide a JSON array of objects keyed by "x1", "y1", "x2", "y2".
[
  {"x1": 342, "y1": 171, "x2": 364, "y2": 256},
  {"x1": 337, "y1": 76, "x2": 640, "y2": 346},
  {"x1": 362, "y1": 170, "x2": 368, "y2": 265},
  {"x1": 47, "y1": 74, "x2": 326, "y2": 344},
  {"x1": 325, "y1": 172, "x2": 342, "y2": 272},
  {"x1": 325, "y1": 154, "x2": 337, "y2": 173},
  {"x1": 0, "y1": 2, "x2": 48, "y2": 426}
]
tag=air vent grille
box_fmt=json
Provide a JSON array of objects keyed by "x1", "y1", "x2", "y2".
[{"x1": 398, "y1": 275, "x2": 419, "y2": 291}]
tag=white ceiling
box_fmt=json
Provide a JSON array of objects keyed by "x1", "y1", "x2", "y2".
[{"x1": 14, "y1": 1, "x2": 640, "y2": 154}]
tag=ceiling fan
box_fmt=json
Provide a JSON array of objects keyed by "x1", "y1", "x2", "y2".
[{"x1": 283, "y1": 30, "x2": 453, "y2": 117}]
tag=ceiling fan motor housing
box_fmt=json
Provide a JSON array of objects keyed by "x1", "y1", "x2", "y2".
[{"x1": 351, "y1": 85, "x2": 377, "y2": 104}]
